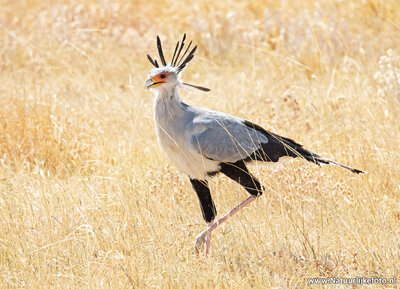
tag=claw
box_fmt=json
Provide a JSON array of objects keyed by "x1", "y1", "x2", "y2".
[
  {"x1": 194, "y1": 229, "x2": 212, "y2": 256},
  {"x1": 194, "y1": 231, "x2": 206, "y2": 253}
]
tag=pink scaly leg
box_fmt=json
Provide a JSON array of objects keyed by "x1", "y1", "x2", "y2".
[{"x1": 195, "y1": 196, "x2": 257, "y2": 256}]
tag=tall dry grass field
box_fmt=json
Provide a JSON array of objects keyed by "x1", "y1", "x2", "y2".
[{"x1": 1, "y1": 0, "x2": 399, "y2": 288}]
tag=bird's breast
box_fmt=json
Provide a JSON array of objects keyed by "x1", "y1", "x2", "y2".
[{"x1": 155, "y1": 123, "x2": 219, "y2": 180}]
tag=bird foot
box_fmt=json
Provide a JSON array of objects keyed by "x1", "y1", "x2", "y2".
[{"x1": 194, "y1": 228, "x2": 212, "y2": 256}]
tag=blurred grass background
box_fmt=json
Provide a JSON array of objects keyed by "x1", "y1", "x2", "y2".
[{"x1": 0, "y1": 0, "x2": 399, "y2": 288}]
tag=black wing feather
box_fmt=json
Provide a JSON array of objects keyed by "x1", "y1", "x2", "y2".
[{"x1": 243, "y1": 120, "x2": 318, "y2": 163}]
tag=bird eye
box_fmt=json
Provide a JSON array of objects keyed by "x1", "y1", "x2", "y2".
[{"x1": 160, "y1": 74, "x2": 166, "y2": 79}]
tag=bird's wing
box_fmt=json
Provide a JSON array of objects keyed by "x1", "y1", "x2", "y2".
[{"x1": 190, "y1": 109, "x2": 269, "y2": 163}]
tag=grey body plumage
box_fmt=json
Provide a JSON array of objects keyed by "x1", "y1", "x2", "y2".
[{"x1": 152, "y1": 86, "x2": 270, "y2": 180}]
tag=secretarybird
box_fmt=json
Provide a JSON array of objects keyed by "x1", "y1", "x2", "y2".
[{"x1": 144, "y1": 34, "x2": 364, "y2": 256}]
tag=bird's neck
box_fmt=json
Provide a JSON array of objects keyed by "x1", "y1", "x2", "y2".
[{"x1": 154, "y1": 86, "x2": 187, "y2": 123}]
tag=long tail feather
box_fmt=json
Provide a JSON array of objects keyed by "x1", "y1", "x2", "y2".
[
  {"x1": 312, "y1": 157, "x2": 365, "y2": 174},
  {"x1": 243, "y1": 120, "x2": 365, "y2": 174}
]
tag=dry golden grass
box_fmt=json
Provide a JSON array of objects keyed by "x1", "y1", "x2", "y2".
[{"x1": 1, "y1": 0, "x2": 400, "y2": 288}]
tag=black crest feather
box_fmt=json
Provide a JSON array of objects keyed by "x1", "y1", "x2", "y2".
[
  {"x1": 147, "y1": 54, "x2": 158, "y2": 68},
  {"x1": 178, "y1": 46, "x2": 197, "y2": 72},
  {"x1": 173, "y1": 34, "x2": 187, "y2": 66},
  {"x1": 146, "y1": 34, "x2": 209, "y2": 92},
  {"x1": 177, "y1": 41, "x2": 192, "y2": 67},
  {"x1": 156, "y1": 35, "x2": 167, "y2": 66},
  {"x1": 147, "y1": 34, "x2": 196, "y2": 71},
  {"x1": 170, "y1": 41, "x2": 180, "y2": 66}
]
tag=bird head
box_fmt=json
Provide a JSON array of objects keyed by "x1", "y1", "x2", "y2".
[
  {"x1": 144, "y1": 66, "x2": 179, "y2": 92},
  {"x1": 144, "y1": 34, "x2": 210, "y2": 93}
]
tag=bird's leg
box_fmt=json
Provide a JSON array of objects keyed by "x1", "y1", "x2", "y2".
[
  {"x1": 195, "y1": 195, "x2": 256, "y2": 256},
  {"x1": 191, "y1": 178, "x2": 217, "y2": 255},
  {"x1": 204, "y1": 221, "x2": 213, "y2": 256}
]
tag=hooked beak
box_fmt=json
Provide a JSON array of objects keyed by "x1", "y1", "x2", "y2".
[
  {"x1": 144, "y1": 78, "x2": 154, "y2": 89},
  {"x1": 144, "y1": 78, "x2": 164, "y2": 89}
]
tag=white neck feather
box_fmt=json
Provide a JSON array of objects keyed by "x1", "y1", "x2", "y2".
[{"x1": 153, "y1": 86, "x2": 186, "y2": 124}]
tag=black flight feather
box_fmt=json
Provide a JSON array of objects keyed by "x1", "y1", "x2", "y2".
[{"x1": 242, "y1": 120, "x2": 365, "y2": 174}]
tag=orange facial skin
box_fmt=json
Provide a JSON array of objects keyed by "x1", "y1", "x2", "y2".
[{"x1": 150, "y1": 72, "x2": 170, "y2": 87}]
